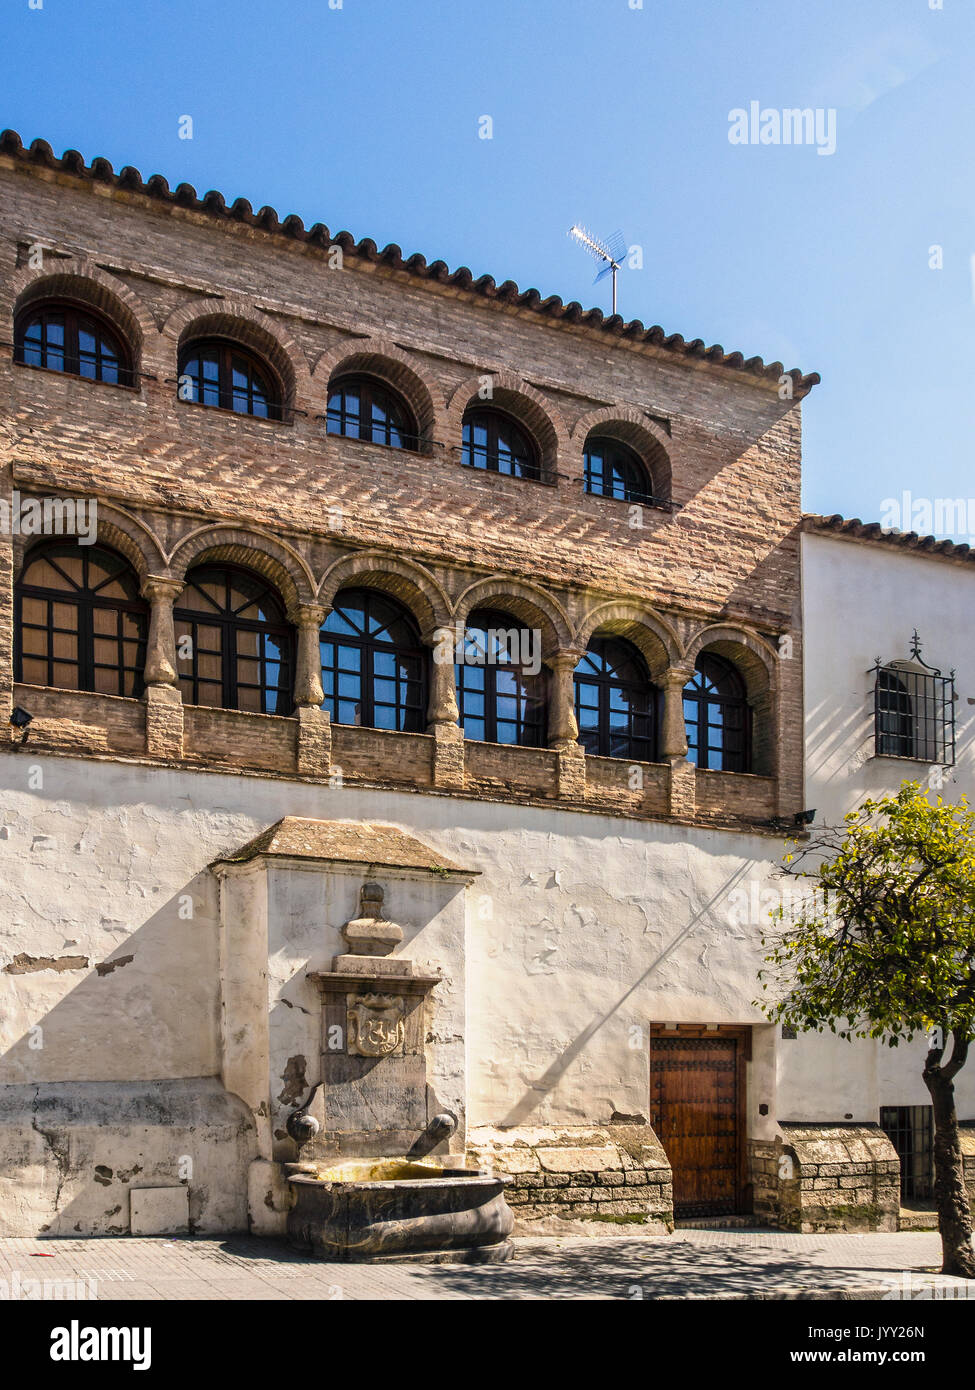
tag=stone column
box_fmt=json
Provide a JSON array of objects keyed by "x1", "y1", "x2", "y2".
[
  {"x1": 660, "y1": 666, "x2": 695, "y2": 818},
  {"x1": 141, "y1": 577, "x2": 184, "y2": 760},
  {"x1": 290, "y1": 604, "x2": 331, "y2": 777},
  {"x1": 425, "y1": 625, "x2": 464, "y2": 790},
  {"x1": 546, "y1": 651, "x2": 586, "y2": 799},
  {"x1": 659, "y1": 667, "x2": 692, "y2": 760}
]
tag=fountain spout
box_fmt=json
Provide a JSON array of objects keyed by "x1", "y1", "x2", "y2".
[{"x1": 406, "y1": 1112, "x2": 457, "y2": 1160}]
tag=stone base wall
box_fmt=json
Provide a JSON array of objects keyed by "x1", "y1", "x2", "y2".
[
  {"x1": 751, "y1": 1123, "x2": 900, "y2": 1233},
  {"x1": 468, "y1": 1124, "x2": 673, "y2": 1229},
  {"x1": 0, "y1": 1078, "x2": 256, "y2": 1237},
  {"x1": 960, "y1": 1123, "x2": 975, "y2": 1213}
]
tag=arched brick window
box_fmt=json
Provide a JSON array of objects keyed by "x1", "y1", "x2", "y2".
[
  {"x1": 14, "y1": 543, "x2": 148, "y2": 695},
  {"x1": 683, "y1": 654, "x2": 750, "y2": 772},
  {"x1": 574, "y1": 637, "x2": 657, "y2": 760},
  {"x1": 319, "y1": 588, "x2": 427, "y2": 731},
  {"x1": 461, "y1": 408, "x2": 541, "y2": 481},
  {"x1": 584, "y1": 435, "x2": 653, "y2": 503},
  {"x1": 178, "y1": 338, "x2": 282, "y2": 419},
  {"x1": 174, "y1": 565, "x2": 293, "y2": 713},
  {"x1": 456, "y1": 608, "x2": 546, "y2": 745},
  {"x1": 15, "y1": 300, "x2": 133, "y2": 386},
  {"x1": 326, "y1": 375, "x2": 419, "y2": 450}
]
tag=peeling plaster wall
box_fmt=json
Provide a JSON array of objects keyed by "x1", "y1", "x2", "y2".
[{"x1": 1, "y1": 756, "x2": 782, "y2": 1135}]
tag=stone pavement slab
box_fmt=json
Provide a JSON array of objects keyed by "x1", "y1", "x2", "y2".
[{"x1": 0, "y1": 1229, "x2": 971, "y2": 1301}]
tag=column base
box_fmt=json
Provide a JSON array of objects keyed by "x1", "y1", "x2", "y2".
[
  {"x1": 144, "y1": 684, "x2": 183, "y2": 760},
  {"x1": 666, "y1": 756, "x2": 695, "y2": 818},
  {"x1": 296, "y1": 705, "x2": 332, "y2": 777},
  {"x1": 552, "y1": 742, "x2": 586, "y2": 799},
  {"x1": 429, "y1": 721, "x2": 465, "y2": 790}
]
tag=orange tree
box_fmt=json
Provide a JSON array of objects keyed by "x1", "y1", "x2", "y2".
[{"x1": 758, "y1": 782, "x2": 975, "y2": 1278}]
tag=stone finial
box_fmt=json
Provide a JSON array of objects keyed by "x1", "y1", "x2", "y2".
[{"x1": 340, "y1": 882, "x2": 403, "y2": 958}]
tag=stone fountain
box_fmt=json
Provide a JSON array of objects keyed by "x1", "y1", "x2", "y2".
[{"x1": 284, "y1": 883, "x2": 513, "y2": 1263}]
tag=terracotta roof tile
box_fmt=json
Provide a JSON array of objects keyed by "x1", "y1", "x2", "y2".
[
  {"x1": 802, "y1": 513, "x2": 975, "y2": 564},
  {"x1": 0, "y1": 129, "x2": 820, "y2": 394}
]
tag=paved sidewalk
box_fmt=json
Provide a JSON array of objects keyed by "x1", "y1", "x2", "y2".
[{"x1": 1, "y1": 1228, "x2": 972, "y2": 1300}]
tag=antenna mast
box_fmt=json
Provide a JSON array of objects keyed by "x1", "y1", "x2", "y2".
[{"x1": 568, "y1": 224, "x2": 626, "y2": 315}]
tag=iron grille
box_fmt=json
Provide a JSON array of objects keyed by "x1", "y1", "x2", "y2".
[
  {"x1": 879, "y1": 1105, "x2": 933, "y2": 1202},
  {"x1": 871, "y1": 633, "x2": 955, "y2": 766}
]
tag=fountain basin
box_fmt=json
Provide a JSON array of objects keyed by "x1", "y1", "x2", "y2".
[{"x1": 287, "y1": 1161, "x2": 515, "y2": 1263}]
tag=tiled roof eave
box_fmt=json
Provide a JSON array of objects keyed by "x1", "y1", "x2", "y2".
[
  {"x1": 0, "y1": 129, "x2": 820, "y2": 396},
  {"x1": 802, "y1": 513, "x2": 975, "y2": 565}
]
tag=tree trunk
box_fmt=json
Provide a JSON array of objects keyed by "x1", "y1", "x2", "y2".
[{"x1": 923, "y1": 1035, "x2": 975, "y2": 1279}]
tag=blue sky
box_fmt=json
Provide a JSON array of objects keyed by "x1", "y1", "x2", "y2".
[{"x1": 4, "y1": 0, "x2": 974, "y2": 534}]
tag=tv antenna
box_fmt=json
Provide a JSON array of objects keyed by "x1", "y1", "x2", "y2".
[{"x1": 568, "y1": 224, "x2": 627, "y2": 315}]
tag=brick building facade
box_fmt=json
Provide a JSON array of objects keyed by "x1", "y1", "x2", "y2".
[{"x1": 2, "y1": 131, "x2": 944, "y2": 1240}]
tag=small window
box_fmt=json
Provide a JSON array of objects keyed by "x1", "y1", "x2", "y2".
[
  {"x1": 584, "y1": 436, "x2": 652, "y2": 503},
  {"x1": 684, "y1": 654, "x2": 750, "y2": 772},
  {"x1": 319, "y1": 589, "x2": 427, "y2": 731},
  {"x1": 574, "y1": 637, "x2": 657, "y2": 760},
  {"x1": 461, "y1": 409, "x2": 541, "y2": 481},
  {"x1": 15, "y1": 301, "x2": 132, "y2": 386},
  {"x1": 14, "y1": 543, "x2": 148, "y2": 696},
  {"x1": 456, "y1": 608, "x2": 546, "y2": 746},
  {"x1": 178, "y1": 339, "x2": 282, "y2": 419},
  {"x1": 873, "y1": 636, "x2": 955, "y2": 764},
  {"x1": 326, "y1": 375, "x2": 418, "y2": 450}
]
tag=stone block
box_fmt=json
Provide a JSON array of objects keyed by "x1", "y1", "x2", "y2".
[{"x1": 129, "y1": 1186, "x2": 189, "y2": 1236}]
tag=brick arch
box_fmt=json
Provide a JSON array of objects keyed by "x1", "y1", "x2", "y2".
[
  {"x1": 318, "y1": 551, "x2": 450, "y2": 637},
  {"x1": 454, "y1": 576, "x2": 572, "y2": 659},
  {"x1": 682, "y1": 624, "x2": 779, "y2": 777},
  {"x1": 573, "y1": 601, "x2": 681, "y2": 680},
  {"x1": 161, "y1": 298, "x2": 311, "y2": 406},
  {"x1": 11, "y1": 499, "x2": 164, "y2": 584},
  {"x1": 312, "y1": 337, "x2": 446, "y2": 451},
  {"x1": 444, "y1": 371, "x2": 568, "y2": 480},
  {"x1": 7, "y1": 258, "x2": 156, "y2": 374},
  {"x1": 168, "y1": 526, "x2": 316, "y2": 613},
  {"x1": 570, "y1": 404, "x2": 672, "y2": 501}
]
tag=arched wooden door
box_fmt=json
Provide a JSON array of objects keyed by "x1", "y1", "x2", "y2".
[{"x1": 650, "y1": 1025, "x2": 750, "y2": 1218}]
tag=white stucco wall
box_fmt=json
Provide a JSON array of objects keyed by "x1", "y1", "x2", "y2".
[
  {"x1": 789, "y1": 532, "x2": 975, "y2": 1121},
  {"x1": 0, "y1": 754, "x2": 786, "y2": 1137}
]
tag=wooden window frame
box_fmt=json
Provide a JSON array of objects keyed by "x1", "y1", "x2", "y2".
[
  {"x1": 455, "y1": 607, "x2": 547, "y2": 747},
  {"x1": 14, "y1": 544, "x2": 148, "y2": 697},
  {"x1": 174, "y1": 564, "x2": 294, "y2": 714},
  {"x1": 178, "y1": 338, "x2": 283, "y2": 421},
  {"x1": 461, "y1": 407, "x2": 542, "y2": 481},
  {"x1": 583, "y1": 435, "x2": 653, "y2": 503},
  {"x1": 14, "y1": 298, "x2": 134, "y2": 387},
  {"x1": 325, "y1": 374, "x2": 420, "y2": 451},
  {"x1": 574, "y1": 636, "x2": 658, "y2": 761},
  {"x1": 319, "y1": 588, "x2": 428, "y2": 732},
  {"x1": 683, "y1": 654, "x2": 751, "y2": 773}
]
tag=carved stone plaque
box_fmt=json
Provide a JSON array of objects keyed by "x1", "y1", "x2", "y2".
[{"x1": 347, "y1": 993, "x2": 406, "y2": 1058}]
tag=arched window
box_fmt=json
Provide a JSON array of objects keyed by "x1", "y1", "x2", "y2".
[
  {"x1": 456, "y1": 608, "x2": 546, "y2": 746},
  {"x1": 584, "y1": 436, "x2": 652, "y2": 502},
  {"x1": 461, "y1": 409, "x2": 541, "y2": 480},
  {"x1": 174, "y1": 565, "x2": 293, "y2": 713},
  {"x1": 574, "y1": 637, "x2": 657, "y2": 760},
  {"x1": 14, "y1": 543, "x2": 147, "y2": 695},
  {"x1": 326, "y1": 375, "x2": 418, "y2": 449},
  {"x1": 178, "y1": 339, "x2": 281, "y2": 419},
  {"x1": 683, "y1": 654, "x2": 750, "y2": 772},
  {"x1": 15, "y1": 301, "x2": 132, "y2": 385},
  {"x1": 319, "y1": 589, "x2": 427, "y2": 731}
]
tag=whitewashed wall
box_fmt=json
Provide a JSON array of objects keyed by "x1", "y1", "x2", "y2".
[{"x1": 786, "y1": 532, "x2": 975, "y2": 1121}]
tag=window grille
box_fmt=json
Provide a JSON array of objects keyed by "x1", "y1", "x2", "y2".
[
  {"x1": 879, "y1": 1105, "x2": 933, "y2": 1202},
  {"x1": 871, "y1": 632, "x2": 955, "y2": 766}
]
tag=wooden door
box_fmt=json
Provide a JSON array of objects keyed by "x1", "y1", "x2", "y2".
[{"x1": 649, "y1": 1027, "x2": 748, "y2": 1218}]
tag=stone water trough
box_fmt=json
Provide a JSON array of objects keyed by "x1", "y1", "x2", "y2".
[{"x1": 284, "y1": 883, "x2": 514, "y2": 1264}]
